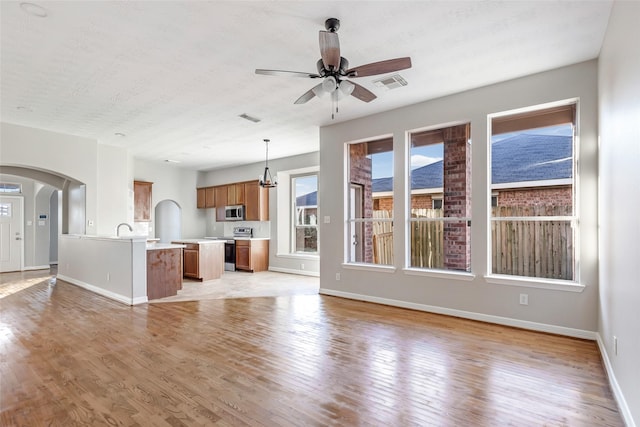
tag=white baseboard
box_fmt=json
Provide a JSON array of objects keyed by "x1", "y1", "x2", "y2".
[
  {"x1": 23, "y1": 265, "x2": 51, "y2": 271},
  {"x1": 318, "y1": 288, "x2": 597, "y2": 340},
  {"x1": 269, "y1": 266, "x2": 320, "y2": 277},
  {"x1": 57, "y1": 274, "x2": 146, "y2": 306},
  {"x1": 596, "y1": 333, "x2": 636, "y2": 427}
]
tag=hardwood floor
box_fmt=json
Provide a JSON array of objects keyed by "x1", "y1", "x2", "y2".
[{"x1": 1, "y1": 270, "x2": 623, "y2": 426}]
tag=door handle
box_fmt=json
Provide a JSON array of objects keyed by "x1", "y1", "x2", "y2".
[{"x1": 15, "y1": 237, "x2": 22, "y2": 240}]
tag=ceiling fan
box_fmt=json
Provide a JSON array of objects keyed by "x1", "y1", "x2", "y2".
[{"x1": 255, "y1": 18, "x2": 411, "y2": 116}]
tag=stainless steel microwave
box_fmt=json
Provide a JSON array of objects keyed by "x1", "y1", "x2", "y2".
[{"x1": 224, "y1": 205, "x2": 244, "y2": 221}]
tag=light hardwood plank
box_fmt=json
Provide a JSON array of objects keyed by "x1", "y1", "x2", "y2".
[{"x1": 0, "y1": 270, "x2": 623, "y2": 426}]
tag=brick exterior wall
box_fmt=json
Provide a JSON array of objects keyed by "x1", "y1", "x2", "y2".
[
  {"x1": 349, "y1": 143, "x2": 374, "y2": 263},
  {"x1": 496, "y1": 186, "x2": 572, "y2": 207},
  {"x1": 442, "y1": 124, "x2": 472, "y2": 272}
]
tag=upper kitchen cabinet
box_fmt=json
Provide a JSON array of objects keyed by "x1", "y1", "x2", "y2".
[
  {"x1": 244, "y1": 181, "x2": 269, "y2": 221},
  {"x1": 227, "y1": 183, "x2": 245, "y2": 206},
  {"x1": 214, "y1": 185, "x2": 227, "y2": 221},
  {"x1": 196, "y1": 187, "x2": 216, "y2": 209},
  {"x1": 134, "y1": 181, "x2": 153, "y2": 221}
]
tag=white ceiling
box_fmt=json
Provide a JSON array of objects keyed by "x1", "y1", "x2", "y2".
[{"x1": 0, "y1": 1, "x2": 612, "y2": 171}]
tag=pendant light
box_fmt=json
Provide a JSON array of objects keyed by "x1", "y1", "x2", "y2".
[{"x1": 258, "y1": 139, "x2": 277, "y2": 188}]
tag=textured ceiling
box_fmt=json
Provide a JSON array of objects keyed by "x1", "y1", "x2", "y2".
[{"x1": 0, "y1": 1, "x2": 612, "y2": 171}]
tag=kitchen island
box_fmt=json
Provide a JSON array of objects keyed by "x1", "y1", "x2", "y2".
[
  {"x1": 171, "y1": 239, "x2": 225, "y2": 281},
  {"x1": 146, "y1": 243, "x2": 185, "y2": 300}
]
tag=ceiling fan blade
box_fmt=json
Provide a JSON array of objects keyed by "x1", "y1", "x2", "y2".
[
  {"x1": 255, "y1": 69, "x2": 321, "y2": 78},
  {"x1": 346, "y1": 57, "x2": 412, "y2": 78},
  {"x1": 350, "y1": 82, "x2": 377, "y2": 103},
  {"x1": 294, "y1": 84, "x2": 322, "y2": 104},
  {"x1": 319, "y1": 31, "x2": 340, "y2": 70}
]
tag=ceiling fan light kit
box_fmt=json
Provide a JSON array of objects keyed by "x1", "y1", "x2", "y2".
[{"x1": 256, "y1": 17, "x2": 412, "y2": 118}]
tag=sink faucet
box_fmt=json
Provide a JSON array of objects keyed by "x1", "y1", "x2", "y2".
[{"x1": 116, "y1": 222, "x2": 133, "y2": 237}]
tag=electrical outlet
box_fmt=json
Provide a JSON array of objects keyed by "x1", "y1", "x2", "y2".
[
  {"x1": 107, "y1": 273, "x2": 110, "y2": 281},
  {"x1": 336, "y1": 273, "x2": 341, "y2": 281},
  {"x1": 614, "y1": 336, "x2": 618, "y2": 355},
  {"x1": 300, "y1": 263, "x2": 305, "y2": 270},
  {"x1": 324, "y1": 216, "x2": 331, "y2": 224},
  {"x1": 519, "y1": 294, "x2": 529, "y2": 305}
]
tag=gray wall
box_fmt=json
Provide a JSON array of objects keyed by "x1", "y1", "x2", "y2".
[
  {"x1": 319, "y1": 60, "x2": 599, "y2": 335},
  {"x1": 597, "y1": 1, "x2": 640, "y2": 424}
]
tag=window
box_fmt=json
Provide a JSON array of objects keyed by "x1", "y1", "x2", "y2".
[
  {"x1": 348, "y1": 137, "x2": 393, "y2": 265},
  {"x1": 408, "y1": 124, "x2": 472, "y2": 272},
  {"x1": 0, "y1": 183, "x2": 21, "y2": 193},
  {"x1": 292, "y1": 174, "x2": 318, "y2": 253},
  {"x1": 489, "y1": 101, "x2": 577, "y2": 281}
]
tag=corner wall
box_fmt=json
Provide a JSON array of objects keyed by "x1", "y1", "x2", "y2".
[{"x1": 597, "y1": 1, "x2": 640, "y2": 424}]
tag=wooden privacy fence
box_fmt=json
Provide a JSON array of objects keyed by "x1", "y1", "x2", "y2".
[
  {"x1": 372, "y1": 206, "x2": 573, "y2": 279},
  {"x1": 410, "y1": 209, "x2": 444, "y2": 268},
  {"x1": 372, "y1": 211, "x2": 393, "y2": 264},
  {"x1": 491, "y1": 206, "x2": 574, "y2": 280}
]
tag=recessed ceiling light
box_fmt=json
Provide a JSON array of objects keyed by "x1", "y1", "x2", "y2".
[
  {"x1": 114, "y1": 132, "x2": 126, "y2": 137},
  {"x1": 20, "y1": 2, "x2": 48, "y2": 18}
]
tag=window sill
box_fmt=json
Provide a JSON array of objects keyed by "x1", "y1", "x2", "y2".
[
  {"x1": 342, "y1": 263, "x2": 396, "y2": 273},
  {"x1": 484, "y1": 274, "x2": 586, "y2": 292},
  {"x1": 403, "y1": 268, "x2": 475, "y2": 281}
]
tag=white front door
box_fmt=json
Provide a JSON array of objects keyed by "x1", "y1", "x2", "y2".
[{"x1": 0, "y1": 196, "x2": 23, "y2": 272}]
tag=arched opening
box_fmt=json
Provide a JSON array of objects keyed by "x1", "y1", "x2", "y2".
[
  {"x1": 155, "y1": 200, "x2": 181, "y2": 243},
  {"x1": 0, "y1": 166, "x2": 85, "y2": 271}
]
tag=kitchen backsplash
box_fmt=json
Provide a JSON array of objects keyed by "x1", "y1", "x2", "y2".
[{"x1": 206, "y1": 217, "x2": 270, "y2": 238}]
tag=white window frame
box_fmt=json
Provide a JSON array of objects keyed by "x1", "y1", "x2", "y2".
[
  {"x1": 405, "y1": 123, "x2": 473, "y2": 275},
  {"x1": 486, "y1": 98, "x2": 582, "y2": 291},
  {"x1": 291, "y1": 173, "x2": 319, "y2": 255},
  {"x1": 344, "y1": 136, "x2": 395, "y2": 268}
]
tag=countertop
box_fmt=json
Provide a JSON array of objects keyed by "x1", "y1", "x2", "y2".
[
  {"x1": 147, "y1": 243, "x2": 186, "y2": 251},
  {"x1": 203, "y1": 236, "x2": 270, "y2": 241},
  {"x1": 171, "y1": 239, "x2": 226, "y2": 245}
]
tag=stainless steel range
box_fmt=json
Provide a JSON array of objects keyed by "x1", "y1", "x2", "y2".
[{"x1": 225, "y1": 227, "x2": 253, "y2": 271}]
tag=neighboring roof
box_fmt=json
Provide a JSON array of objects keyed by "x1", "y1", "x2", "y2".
[
  {"x1": 492, "y1": 133, "x2": 572, "y2": 184},
  {"x1": 373, "y1": 133, "x2": 572, "y2": 192},
  {"x1": 296, "y1": 191, "x2": 317, "y2": 207}
]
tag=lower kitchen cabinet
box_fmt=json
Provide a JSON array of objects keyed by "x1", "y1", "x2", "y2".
[
  {"x1": 175, "y1": 241, "x2": 224, "y2": 281},
  {"x1": 235, "y1": 239, "x2": 268, "y2": 272}
]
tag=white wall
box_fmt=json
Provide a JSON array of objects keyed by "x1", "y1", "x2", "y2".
[
  {"x1": 0, "y1": 123, "x2": 132, "y2": 235},
  {"x1": 200, "y1": 151, "x2": 320, "y2": 275},
  {"x1": 598, "y1": 1, "x2": 640, "y2": 424},
  {"x1": 133, "y1": 158, "x2": 205, "y2": 239},
  {"x1": 320, "y1": 61, "x2": 599, "y2": 335}
]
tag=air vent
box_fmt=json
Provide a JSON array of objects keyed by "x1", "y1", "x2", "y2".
[
  {"x1": 373, "y1": 74, "x2": 408, "y2": 90},
  {"x1": 239, "y1": 113, "x2": 261, "y2": 123}
]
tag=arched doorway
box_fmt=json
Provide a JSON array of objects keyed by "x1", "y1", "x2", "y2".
[{"x1": 155, "y1": 200, "x2": 181, "y2": 243}]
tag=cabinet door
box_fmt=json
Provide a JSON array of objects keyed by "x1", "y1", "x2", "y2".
[
  {"x1": 134, "y1": 181, "x2": 152, "y2": 221},
  {"x1": 197, "y1": 188, "x2": 206, "y2": 209},
  {"x1": 205, "y1": 187, "x2": 215, "y2": 208},
  {"x1": 244, "y1": 181, "x2": 268, "y2": 221},
  {"x1": 183, "y1": 248, "x2": 199, "y2": 278},
  {"x1": 227, "y1": 183, "x2": 245, "y2": 205},
  {"x1": 235, "y1": 241, "x2": 251, "y2": 271},
  {"x1": 215, "y1": 186, "x2": 227, "y2": 221}
]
